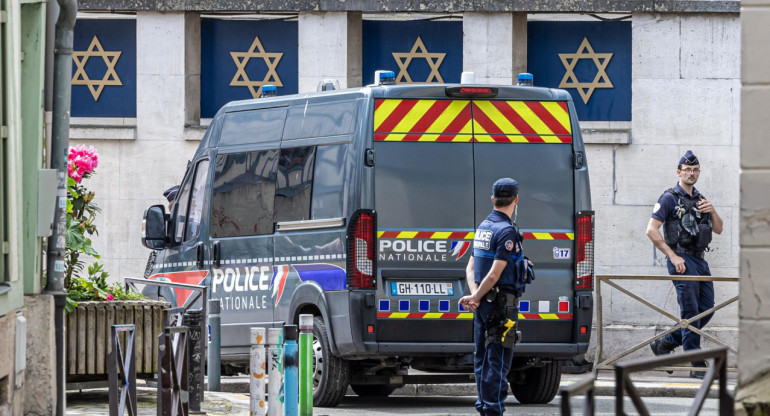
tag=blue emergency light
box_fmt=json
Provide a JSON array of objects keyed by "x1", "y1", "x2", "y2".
[
  {"x1": 375, "y1": 70, "x2": 396, "y2": 86},
  {"x1": 260, "y1": 84, "x2": 278, "y2": 97},
  {"x1": 516, "y1": 73, "x2": 534, "y2": 86}
]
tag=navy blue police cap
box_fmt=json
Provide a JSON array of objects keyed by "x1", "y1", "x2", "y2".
[
  {"x1": 163, "y1": 185, "x2": 179, "y2": 203},
  {"x1": 679, "y1": 150, "x2": 699, "y2": 166},
  {"x1": 493, "y1": 178, "x2": 519, "y2": 198}
]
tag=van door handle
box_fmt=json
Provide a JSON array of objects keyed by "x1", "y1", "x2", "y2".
[
  {"x1": 196, "y1": 242, "x2": 205, "y2": 269},
  {"x1": 213, "y1": 241, "x2": 221, "y2": 268}
]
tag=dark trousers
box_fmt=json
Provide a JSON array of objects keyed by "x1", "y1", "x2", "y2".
[
  {"x1": 474, "y1": 301, "x2": 514, "y2": 416},
  {"x1": 664, "y1": 253, "x2": 714, "y2": 351}
]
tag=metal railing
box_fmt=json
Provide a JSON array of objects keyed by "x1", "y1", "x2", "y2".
[
  {"x1": 108, "y1": 324, "x2": 137, "y2": 416},
  {"x1": 560, "y1": 373, "x2": 596, "y2": 416},
  {"x1": 158, "y1": 326, "x2": 189, "y2": 416},
  {"x1": 594, "y1": 274, "x2": 738, "y2": 372},
  {"x1": 560, "y1": 347, "x2": 733, "y2": 416},
  {"x1": 615, "y1": 347, "x2": 733, "y2": 416}
]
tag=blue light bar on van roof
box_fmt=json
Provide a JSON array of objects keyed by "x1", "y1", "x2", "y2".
[
  {"x1": 260, "y1": 84, "x2": 278, "y2": 98},
  {"x1": 445, "y1": 86, "x2": 498, "y2": 98},
  {"x1": 375, "y1": 70, "x2": 396, "y2": 86}
]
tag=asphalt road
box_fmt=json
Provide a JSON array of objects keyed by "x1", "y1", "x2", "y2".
[{"x1": 67, "y1": 389, "x2": 723, "y2": 415}]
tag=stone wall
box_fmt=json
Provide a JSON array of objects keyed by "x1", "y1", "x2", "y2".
[{"x1": 736, "y1": 0, "x2": 770, "y2": 413}]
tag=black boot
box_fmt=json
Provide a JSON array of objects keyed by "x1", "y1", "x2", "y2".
[
  {"x1": 690, "y1": 360, "x2": 708, "y2": 380},
  {"x1": 650, "y1": 337, "x2": 676, "y2": 356}
]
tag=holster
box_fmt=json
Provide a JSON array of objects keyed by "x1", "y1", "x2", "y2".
[{"x1": 484, "y1": 290, "x2": 520, "y2": 348}]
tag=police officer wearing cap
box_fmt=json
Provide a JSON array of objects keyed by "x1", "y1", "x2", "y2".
[
  {"x1": 645, "y1": 150, "x2": 723, "y2": 379},
  {"x1": 460, "y1": 178, "x2": 534, "y2": 416}
]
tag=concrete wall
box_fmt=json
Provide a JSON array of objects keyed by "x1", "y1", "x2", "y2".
[
  {"x1": 736, "y1": 0, "x2": 770, "y2": 412},
  {"x1": 588, "y1": 12, "x2": 740, "y2": 363},
  {"x1": 72, "y1": 11, "x2": 742, "y2": 363}
]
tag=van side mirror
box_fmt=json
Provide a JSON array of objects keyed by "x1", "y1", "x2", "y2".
[{"x1": 142, "y1": 204, "x2": 168, "y2": 250}]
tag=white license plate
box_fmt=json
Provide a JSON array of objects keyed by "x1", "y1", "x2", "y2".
[{"x1": 390, "y1": 282, "x2": 453, "y2": 296}]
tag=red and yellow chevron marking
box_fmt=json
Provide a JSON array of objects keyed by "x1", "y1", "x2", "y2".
[
  {"x1": 374, "y1": 99, "x2": 473, "y2": 142},
  {"x1": 377, "y1": 312, "x2": 474, "y2": 319},
  {"x1": 519, "y1": 313, "x2": 573, "y2": 320},
  {"x1": 378, "y1": 230, "x2": 573, "y2": 241},
  {"x1": 376, "y1": 312, "x2": 573, "y2": 320},
  {"x1": 378, "y1": 230, "x2": 474, "y2": 239},
  {"x1": 522, "y1": 232, "x2": 574, "y2": 241},
  {"x1": 472, "y1": 100, "x2": 572, "y2": 143}
]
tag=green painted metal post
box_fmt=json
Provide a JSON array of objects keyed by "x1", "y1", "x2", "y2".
[{"x1": 298, "y1": 314, "x2": 313, "y2": 416}]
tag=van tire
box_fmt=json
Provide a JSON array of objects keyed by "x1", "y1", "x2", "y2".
[
  {"x1": 312, "y1": 316, "x2": 350, "y2": 407},
  {"x1": 508, "y1": 361, "x2": 561, "y2": 404},
  {"x1": 350, "y1": 384, "x2": 396, "y2": 397}
]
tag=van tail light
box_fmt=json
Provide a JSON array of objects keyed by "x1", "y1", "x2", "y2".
[
  {"x1": 575, "y1": 211, "x2": 594, "y2": 291},
  {"x1": 347, "y1": 210, "x2": 377, "y2": 289}
]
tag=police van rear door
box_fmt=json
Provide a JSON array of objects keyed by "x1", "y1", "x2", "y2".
[
  {"x1": 470, "y1": 97, "x2": 576, "y2": 345},
  {"x1": 373, "y1": 98, "x2": 477, "y2": 344}
]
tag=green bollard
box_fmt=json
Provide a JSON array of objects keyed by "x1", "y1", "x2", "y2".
[{"x1": 298, "y1": 314, "x2": 314, "y2": 416}]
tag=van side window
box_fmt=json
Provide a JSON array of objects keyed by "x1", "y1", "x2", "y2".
[
  {"x1": 173, "y1": 178, "x2": 193, "y2": 244},
  {"x1": 185, "y1": 160, "x2": 210, "y2": 241},
  {"x1": 274, "y1": 147, "x2": 315, "y2": 223},
  {"x1": 220, "y1": 107, "x2": 287, "y2": 146},
  {"x1": 212, "y1": 150, "x2": 278, "y2": 238}
]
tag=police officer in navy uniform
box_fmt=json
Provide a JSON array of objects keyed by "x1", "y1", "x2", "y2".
[
  {"x1": 460, "y1": 178, "x2": 533, "y2": 416},
  {"x1": 645, "y1": 150, "x2": 723, "y2": 379}
]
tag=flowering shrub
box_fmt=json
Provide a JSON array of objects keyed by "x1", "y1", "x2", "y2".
[{"x1": 65, "y1": 145, "x2": 144, "y2": 312}]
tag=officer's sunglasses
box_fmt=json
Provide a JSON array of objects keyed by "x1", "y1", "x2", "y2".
[{"x1": 681, "y1": 168, "x2": 700, "y2": 174}]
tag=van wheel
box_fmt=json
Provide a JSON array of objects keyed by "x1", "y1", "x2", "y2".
[
  {"x1": 312, "y1": 316, "x2": 350, "y2": 407},
  {"x1": 350, "y1": 384, "x2": 396, "y2": 397},
  {"x1": 508, "y1": 361, "x2": 561, "y2": 404}
]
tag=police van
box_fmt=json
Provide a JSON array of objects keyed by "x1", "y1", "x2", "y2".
[{"x1": 141, "y1": 71, "x2": 594, "y2": 406}]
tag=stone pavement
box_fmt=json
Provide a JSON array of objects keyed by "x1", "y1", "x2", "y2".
[{"x1": 65, "y1": 371, "x2": 736, "y2": 415}]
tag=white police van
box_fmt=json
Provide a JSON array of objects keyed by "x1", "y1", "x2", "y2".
[{"x1": 142, "y1": 71, "x2": 594, "y2": 406}]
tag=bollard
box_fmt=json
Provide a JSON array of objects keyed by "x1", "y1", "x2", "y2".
[
  {"x1": 267, "y1": 328, "x2": 285, "y2": 416},
  {"x1": 207, "y1": 299, "x2": 221, "y2": 392},
  {"x1": 298, "y1": 315, "x2": 314, "y2": 416},
  {"x1": 250, "y1": 327, "x2": 267, "y2": 416},
  {"x1": 283, "y1": 325, "x2": 299, "y2": 416},
  {"x1": 183, "y1": 310, "x2": 204, "y2": 414}
]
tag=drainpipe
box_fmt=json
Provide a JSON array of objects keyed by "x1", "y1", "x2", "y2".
[{"x1": 45, "y1": 0, "x2": 77, "y2": 414}]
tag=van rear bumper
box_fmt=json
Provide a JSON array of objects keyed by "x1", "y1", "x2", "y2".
[{"x1": 358, "y1": 341, "x2": 588, "y2": 358}]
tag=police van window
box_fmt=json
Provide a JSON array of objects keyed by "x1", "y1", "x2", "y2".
[
  {"x1": 173, "y1": 178, "x2": 193, "y2": 244},
  {"x1": 185, "y1": 160, "x2": 210, "y2": 242},
  {"x1": 220, "y1": 107, "x2": 287, "y2": 146},
  {"x1": 283, "y1": 101, "x2": 357, "y2": 140},
  {"x1": 274, "y1": 147, "x2": 316, "y2": 223},
  {"x1": 311, "y1": 144, "x2": 345, "y2": 219},
  {"x1": 211, "y1": 150, "x2": 278, "y2": 238}
]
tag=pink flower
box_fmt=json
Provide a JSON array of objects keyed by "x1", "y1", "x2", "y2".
[
  {"x1": 105, "y1": 293, "x2": 114, "y2": 301},
  {"x1": 67, "y1": 145, "x2": 99, "y2": 182}
]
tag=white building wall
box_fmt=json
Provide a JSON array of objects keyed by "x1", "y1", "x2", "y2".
[{"x1": 588, "y1": 13, "x2": 740, "y2": 362}]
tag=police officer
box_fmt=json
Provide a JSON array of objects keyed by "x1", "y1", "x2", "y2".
[
  {"x1": 460, "y1": 178, "x2": 533, "y2": 416},
  {"x1": 645, "y1": 150, "x2": 723, "y2": 379}
]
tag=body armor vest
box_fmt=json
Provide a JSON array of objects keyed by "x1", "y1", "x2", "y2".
[
  {"x1": 473, "y1": 215, "x2": 534, "y2": 296},
  {"x1": 663, "y1": 187, "x2": 712, "y2": 253}
]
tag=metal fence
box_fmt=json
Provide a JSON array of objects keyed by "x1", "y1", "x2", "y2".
[
  {"x1": 560, "y1": 347, "x2": 734, "y2": 415},
  {"x1": 594, "y1": 274, "x2": 738, "y2": 373}
]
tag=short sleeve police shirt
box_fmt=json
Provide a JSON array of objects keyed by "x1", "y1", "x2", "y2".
[
  {"x1": 651, "y1": 184, "x2": 701, "y2": 223},
  {"x1": 491, "y1": 212, "x2": 522, "y2": 260}
]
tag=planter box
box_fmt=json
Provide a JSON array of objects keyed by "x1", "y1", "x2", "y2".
[{"x1": 66, "y1": 300, "x2": 170, "y2": 382}]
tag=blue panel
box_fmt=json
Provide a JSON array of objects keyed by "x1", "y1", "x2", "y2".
[
  {"x1": 363, "y1": 20, "x2": 462, "y2": 85},
  {"x1": 379, "y1": 299, "x2": 390, "y2": 312},
  {"x1": 419, "y1": 300, "x2": 430, "y2": 312},
  {"x1": 399, "y1": 300, "x2": 410, "y2": 312},
  {"x1": 458, "y1": 302, "x2": 466, "y2": 312},
  {"x1": 201, "y1": 19, "x2": 298, "y2": 118},
  {"x1": 292, "y1": 264, "x2": 345, "y2": 291},
  {"x1": 527, "y1": 21, "x2": 631, "y2": 121},
  {"x1": 519, "y1": 300, "x2": 530, "y2": 313},
  {"x1": 71, "y1": 19, "x2": 136, "y2": 117},
  {"x1": 439, "y1": 300, "x2": 450, "y2": 312}
]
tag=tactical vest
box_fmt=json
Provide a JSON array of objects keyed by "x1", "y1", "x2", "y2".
[
  {"x1": 473, "y1": 217, "x2": 534, "y2": 296},
  {"x1": 663, "y1": 187, "x2": 712, "y2": 254}
]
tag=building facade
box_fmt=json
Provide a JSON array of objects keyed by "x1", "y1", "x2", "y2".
[{"x1": 70, "y1": 0, "x2": 740, "y2": 363}]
